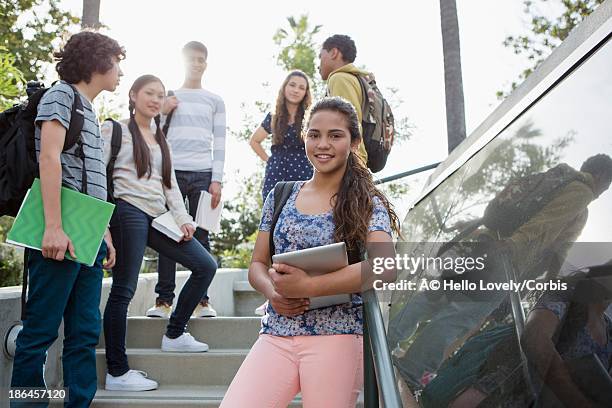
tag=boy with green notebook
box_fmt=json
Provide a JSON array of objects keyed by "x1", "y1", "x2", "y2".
[
  {"x1": 8, "y1": 179, "x2": 115, "y2": 266},
  {"x1": 10, "y1": 32, "x2": 125, "y2": 408}
]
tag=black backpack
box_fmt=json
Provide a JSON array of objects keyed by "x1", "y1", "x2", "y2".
[
  {"x1": 104, "y1": 118, "x2": 123, "y2": 202},
  {"x1": 269, "y1": 181, "x2": 362, "y2": 265},
  {"x1": 482, "y1": 163, "x2": 587, "y2": 237},
  {"x1": 0, "y1": 81, "x2": 85, "y2": 321},
  {"x1": 0, "y1": 81, "x2": 85, "y2": 217}
]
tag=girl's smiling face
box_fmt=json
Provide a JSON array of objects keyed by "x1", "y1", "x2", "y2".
[
  {"x1": 284, "y1": 75, "x2": 308, "y2": 106},
  {"x1": 305, "y1": 110, "x2": 358, "y2": 174},
  {"x1": 130, "y1": 80, "x2": 165, "y2": 119}
]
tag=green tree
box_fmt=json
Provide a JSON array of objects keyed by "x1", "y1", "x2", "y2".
[
  {"x1": 273, "y1": 15, "x2": 322, "y2": 87},
  {"x1": 0, "y1": 0, "x2": 80, "y2": 80},
  {"x1": 0, "y1": 47, "x2": 26, "y2": 109},
  {"x1": 498, "y1": 0, "x2": 604, "y2": 99}
]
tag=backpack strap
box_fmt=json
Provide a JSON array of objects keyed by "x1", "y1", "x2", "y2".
[
  {"x1": 104, "y1": 119, "x2": 122, "y2": 202},
  {"x1": 353, "y1": 73, "x2": 370, "y2": 118},
  {"x1": 162, "y1": 90, "x2": 175, "y2": 136},
  {"x1": 63, "y1": 83, "x2": 87, "y2": 194},
  {"x1": 268, "y1": 181, "x2": 297, "y2": 263}
]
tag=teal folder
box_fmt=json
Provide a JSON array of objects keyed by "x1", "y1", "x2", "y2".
[{"x1": 6, "y1": 179, "x2": 115, "y2": 266}]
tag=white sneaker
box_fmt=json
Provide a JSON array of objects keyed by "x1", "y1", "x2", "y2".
[
  {"x1": 192, "y1": 300, "x2": 217, "y2": 318},
  {"x1": 105, "y1": 370, "x2": 158, "y2": 391},
  {"x1": 161, "y1": 333, "x2": 209, "y2": 352},
  {"x1": 254, "y1": 302, "x2": 267, "y2": 316},
  {"x1": 146, "y1": 301, "x2": 172, "y2": 318}
]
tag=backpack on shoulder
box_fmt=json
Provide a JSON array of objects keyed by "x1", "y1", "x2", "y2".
[
  {"x1": 0, "y1": 81, "x2": 84, "y2": 321},
  {"x1": 482, "y1": 163, "x2": 587, "y2": 237},
  {"x1": 104, "y1": 118, "x2": 123, "y2": 202},
  {"x1": 0, "y1": 81, "x2": 85, "y2": 217},
  {"x1": 354, "y1": 73, "x2": 395, "y2": 173}
]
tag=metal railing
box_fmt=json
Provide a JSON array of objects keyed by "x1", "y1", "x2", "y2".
[
  {"x1": 364, "y1": 162, "x2": 439, "y2": 407},
  {"x1": 374, "y1": 162, "x2": 441, "y2": 185}
]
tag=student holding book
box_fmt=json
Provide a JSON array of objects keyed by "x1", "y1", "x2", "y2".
[
  {"x1": 221, "y1": 97, "x2": 401, "y2": 407},
  {"x1": 10, "y1": 32, "x2": 124, "y2": 408},
  {"x1": 101, "y1": 75, "x2": 217, "y2": 392}
]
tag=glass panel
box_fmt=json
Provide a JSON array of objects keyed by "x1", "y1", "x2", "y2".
[{"x1": 389, "y1": 38, "x2": 612, "y2": 407}]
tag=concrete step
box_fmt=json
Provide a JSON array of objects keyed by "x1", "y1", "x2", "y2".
[
  {"x1": 97, "y1": 317, "x2": 261, "y2": 350},
  {"x1": 232, "y1": 280, "x2": 266, "y2": 317},
  {"x1": 96, "y1": 349, "x2": 247, "y2": 387},
  {"x1": 92, "y1": 385, "x2": 363, "y2": 407},
  {"x1": 92, "y1": 385, "x2": 230, "y2": 408}
]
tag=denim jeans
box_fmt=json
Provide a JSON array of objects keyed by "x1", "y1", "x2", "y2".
[
  {"x1": 11, "y1": 243, "x2": 107, "y2": 408},
  {"x1": 103, "y1": 199, "x2": 217, "y2": 376},
  {"x1": 156, "y1": 170, "x2": 214, "y2": 304}
]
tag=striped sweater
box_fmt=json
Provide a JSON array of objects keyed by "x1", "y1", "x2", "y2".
[{"x1": 163, "y1": 88, "x2": 226, "y2": 181}]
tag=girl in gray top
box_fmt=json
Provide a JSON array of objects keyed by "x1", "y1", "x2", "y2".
[{"x1": 102, "y1": 75, "x2": 217, "y2": 392}]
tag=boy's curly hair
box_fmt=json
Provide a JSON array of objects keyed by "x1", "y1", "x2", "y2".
[{"x1": 54, "y1": 31, "x2": 126, "y2": 84}]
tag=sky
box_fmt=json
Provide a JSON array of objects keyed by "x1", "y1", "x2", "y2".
[{"x1": 55, "y1": 0, "x2": 537, "y2": 216}]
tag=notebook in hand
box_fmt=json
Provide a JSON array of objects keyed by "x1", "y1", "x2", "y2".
[
  {"x1": 152, "y1": 211, "x2": 184, "y2": 242},
  {"x1": 6, "y1": 178, "x2": 115, "y2": 266},
  {"x1": 195, "y1": 190, "x2": 222, "y2": 233},
  {"x1": 272, "y1": 242, "x2": 351, "y2": 309}
]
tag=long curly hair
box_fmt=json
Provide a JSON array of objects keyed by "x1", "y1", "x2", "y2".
[
  {"x1": 271, "y1": 70, "x2": 312, "y2": 145},
  {"x1": 127, "y1": 75, "x2": 173, "y2": 189},
  {"x1": 306, "y1": 97, "x2": 401, "y2": 252},
  {"x1": 54, "y1": 31, "x2": 125, "y2": 84}
]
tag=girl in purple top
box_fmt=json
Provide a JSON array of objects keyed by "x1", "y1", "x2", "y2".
[{"x1": 222, "y1": 97, "x2": 401, "y2": 407}]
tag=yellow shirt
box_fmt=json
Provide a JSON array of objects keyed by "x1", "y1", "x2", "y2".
[{"x1": 327, "y1": 64, "x2": 370, "y2": 166}]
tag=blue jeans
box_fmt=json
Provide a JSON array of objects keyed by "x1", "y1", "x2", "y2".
[
  {"x1": 11, "y1": 243, "x2": 107, "y2": 408},
  {"x1": 103, "y1": 199, "x2": 217, "y2": 376},
  {"x1": 156, "y1": 170, "x2": 214, "y2": 304}
]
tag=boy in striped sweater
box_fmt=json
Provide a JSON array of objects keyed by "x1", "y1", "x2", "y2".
[{"x1": 147, "y1": 41, "x2": 226, "y2": 318}]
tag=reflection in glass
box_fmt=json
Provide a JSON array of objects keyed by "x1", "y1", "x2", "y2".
[{"x1": 389, "y1": 37, "x2": 612, "y2": 407}]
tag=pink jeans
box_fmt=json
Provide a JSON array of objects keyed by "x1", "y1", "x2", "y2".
[{"x1": 221, "y1": 334, "x2": 363, "y2": 408}]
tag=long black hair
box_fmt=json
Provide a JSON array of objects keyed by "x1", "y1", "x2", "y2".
[{"x1": 128, "y1": 75, "x2": 172, "y2": 188}]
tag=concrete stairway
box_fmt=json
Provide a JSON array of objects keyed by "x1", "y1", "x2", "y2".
[
  {"x1": 232, "y1": 280, "x2": 266, "y2": 316},
  {"x1": 91, "y1": 280, "x2": 363, "y2": 407},
  {"x1": 92, "y1": 316, "x2": 274, "y2": 407}
]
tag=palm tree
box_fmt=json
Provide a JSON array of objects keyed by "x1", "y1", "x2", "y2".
[
  {"x1": 82, "y1": 0, "x2": 101, "y2": 28},
  {"x1": 273, "y1": 15, "x2": 323, "y2": 93},
  {"x1": 440, "y1": 0, "x2": 466, "y2": 154}
]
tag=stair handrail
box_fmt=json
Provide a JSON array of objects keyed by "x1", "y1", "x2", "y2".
[{"x1": 363, "y1": 289, "x2": 402, "y2": 407}]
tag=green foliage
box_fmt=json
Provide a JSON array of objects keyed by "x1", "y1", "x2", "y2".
[
  {"x1": 0, "y1": 0, "x2": 80, "y2": 80},
  {"x1": 498, "y1": 0, "x2": 604, "y2": 99},
  {"x1": 273, "y1": 14, "x2": 325, "y2": 97},
  {"x1": 94, "y1": 92, "x2": 125, "y2": 121},
  {"x1": 273, "y1": 15, "x2": 322, "y2": 80},
  {"x1": 212, "y1": 168, "x2": 264, "y2": 268},
  {"x1": 0, "y1": 47, "x2": 26, "y2": 109},
  {"x1": 1, "y1": 216, "x2": 22, "y2": 287},
  {"x1": 0, "y1": 244, "x2": 23, "y2": 287}
]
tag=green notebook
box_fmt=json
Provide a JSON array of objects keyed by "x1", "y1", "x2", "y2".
[{"x1": 6, "y1": 179, "x2": 115, "y2": 266}]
